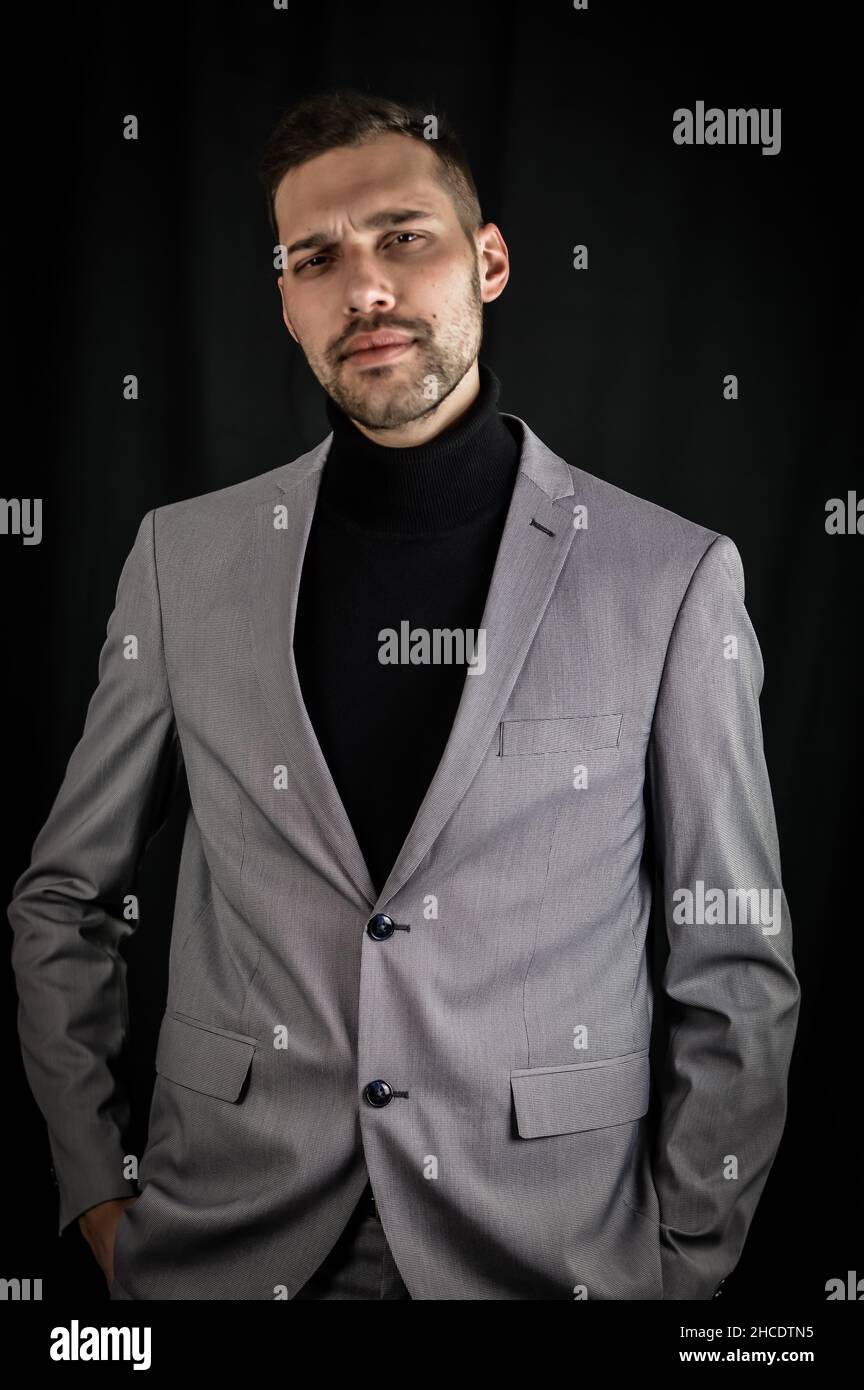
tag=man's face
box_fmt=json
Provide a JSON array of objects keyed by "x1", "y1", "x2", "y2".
[{"x1": 274, "y1": 133, "x2": 506, "y2": 430}]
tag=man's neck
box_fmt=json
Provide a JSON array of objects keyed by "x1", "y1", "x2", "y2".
[{"x1": 318, "y1": 360, "x2": 521, "y2": 534}]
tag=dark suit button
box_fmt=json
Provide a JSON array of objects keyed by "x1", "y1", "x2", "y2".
[
  {"x1": 367, "y1": 913, "x2": 396, "y2": 941},
  {"x1": 363, "y1": 1079, "x2": 394, "y2": 1107}
]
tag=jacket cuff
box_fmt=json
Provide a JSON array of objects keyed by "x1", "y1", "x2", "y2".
[{"x1": 53, "y1": 1154, "x2": 140, "y2": 1238}]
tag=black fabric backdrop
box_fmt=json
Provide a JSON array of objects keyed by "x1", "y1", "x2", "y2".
[{"x1": 2, "y1": 0, "x2": 860, "y2": 1313}]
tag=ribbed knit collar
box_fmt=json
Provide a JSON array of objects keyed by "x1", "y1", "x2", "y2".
[{"x1": 317, "y1": 361, "x2": 521, "y2": 534}]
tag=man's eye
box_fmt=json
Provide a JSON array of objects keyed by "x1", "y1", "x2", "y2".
[{"x1": 296, "y1": 233, "x2": 423, "y2": 273}]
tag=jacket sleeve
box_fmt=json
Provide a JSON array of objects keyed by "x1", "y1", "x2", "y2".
[
  {"x1": 645, "y1": 533, "x2": 800, "y2": 1299},
  {"x1": 7, "y1": 507, "x2": 184, "y2": 1236}
]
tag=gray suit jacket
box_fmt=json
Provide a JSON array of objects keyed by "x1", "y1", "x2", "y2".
[{"x1": 7, "y1": 414, "x2": 800, "y2": 1299}]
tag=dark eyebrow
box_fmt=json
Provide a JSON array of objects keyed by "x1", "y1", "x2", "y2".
[{"x1": 284, "y1": 208, "x2": 439, "y2": 259}]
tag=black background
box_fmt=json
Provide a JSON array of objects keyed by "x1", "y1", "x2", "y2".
[{"x1": 2, "y1": 0, "x2": 860, "y2": 1308}]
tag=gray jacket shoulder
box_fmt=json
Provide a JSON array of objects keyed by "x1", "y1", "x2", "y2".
[
  {"x1": 560, "y1": 460, "x2": 740, "y2": 613},
  {"x1": 565, "y1": 461, "x2": 721, "y2": 556},
  {"x1": 144, "y1": 440, "x2": 328, "y2": 570}
]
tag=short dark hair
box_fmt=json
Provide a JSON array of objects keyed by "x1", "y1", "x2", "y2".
[{"x1": 257, "y1": 87, "x2": 484, "y2": 249}]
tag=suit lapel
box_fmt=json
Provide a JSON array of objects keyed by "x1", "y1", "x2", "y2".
[
  {"x1": 250, "y1": 442, "x2": 376, "y2": 907},
  {"x1": 249, "y1": 414, "x2": 577, "y2": 913}
]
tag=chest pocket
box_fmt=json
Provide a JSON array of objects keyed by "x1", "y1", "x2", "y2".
[{"x1": 498, "y1": 712, "x2": 622, "y2": 756}]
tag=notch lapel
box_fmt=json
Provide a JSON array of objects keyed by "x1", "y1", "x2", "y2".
[
  {"x1": 250, "y1": 439, "x2": 377, "y2": 908},
  {"x1": 372, "y1": 415, "x2": 577, "y2": 907}
]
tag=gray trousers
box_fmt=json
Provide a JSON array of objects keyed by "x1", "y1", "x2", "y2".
[{"x1": 292, "y1": 1181, "x2": 412, "y2": 1300}]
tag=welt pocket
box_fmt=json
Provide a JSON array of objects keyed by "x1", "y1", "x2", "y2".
[
  {"x1": 510, "y1": 1049, "x2": 650, "y2": 1138},
  {"x1": 498, "y1": 712, "x2": 623, "y2": 756},
  {"x1": 155, "y1": 1010, "x2": 259, "y2": 1102}
]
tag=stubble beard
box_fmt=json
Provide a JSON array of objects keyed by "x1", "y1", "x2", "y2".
[{"x1": 315, "y1": 259, "x2": 484, "y2": 432}]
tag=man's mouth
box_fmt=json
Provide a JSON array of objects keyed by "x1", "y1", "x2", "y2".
[{"x1": 342, "y1": 333, "x2": 417, "y2": 366}]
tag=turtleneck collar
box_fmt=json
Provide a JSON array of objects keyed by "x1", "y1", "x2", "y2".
[{"x1": 316, "y1": 361, "x2": 522, "y2": 534}]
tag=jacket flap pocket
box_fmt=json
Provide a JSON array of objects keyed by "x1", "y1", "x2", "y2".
[
  {"x1": 510, "y1": 1050, "x2": 650, "y2": 1138},
  {"x1": 156, "y1": 1011, "x2": 257, "y2": 1102},
  {"x1": 499, "y1": 712, "x2": 623, "y2": 756}
]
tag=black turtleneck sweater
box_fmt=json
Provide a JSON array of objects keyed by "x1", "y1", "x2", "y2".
[{"x1": 292, "y1": 362, "x2": 521, "y2": 897}]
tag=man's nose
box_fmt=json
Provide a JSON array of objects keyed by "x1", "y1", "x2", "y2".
[{"x1": 342, "y1": 255, "x2": 397, "y2": 317}]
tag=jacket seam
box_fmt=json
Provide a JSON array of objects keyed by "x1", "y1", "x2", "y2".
[
  {"x1": 645, "y1": 532, "x2": 726, "y2": 743},
  {"x1": 147, "y1": 506, "x2": 179, "y2": 717}
]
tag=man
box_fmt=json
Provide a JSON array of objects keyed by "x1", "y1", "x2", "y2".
[{"x1": 7, "y1": 89, "x2": 800, "y2": 1300}]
